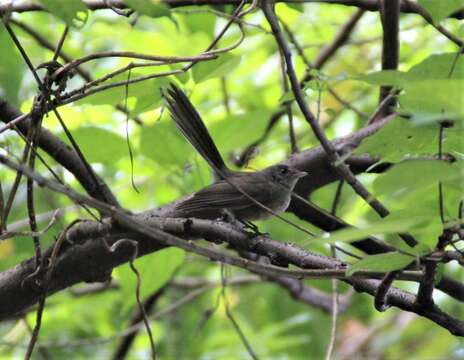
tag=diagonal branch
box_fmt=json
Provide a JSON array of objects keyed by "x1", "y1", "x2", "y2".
[{"x1": 0, "y1": 100, "x2": 119, "y2": 205}]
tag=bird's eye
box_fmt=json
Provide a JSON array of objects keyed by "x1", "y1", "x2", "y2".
[{"x1": 280, "y1": 166, "x2": 288, "y2": 174}]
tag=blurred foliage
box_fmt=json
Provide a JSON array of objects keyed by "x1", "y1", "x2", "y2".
[{"x1": 0, "y1": 0, "x2": 463, "y2": 359}]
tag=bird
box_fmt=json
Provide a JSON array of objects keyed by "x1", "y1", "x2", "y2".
[{"x1": 163, "y1": 83, "x2": 307, "y2": 222}]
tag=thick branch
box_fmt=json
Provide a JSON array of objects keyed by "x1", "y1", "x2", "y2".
[
  {"x1": 1, "y1": 211, "x2": 462, "y2": 335},
  {"x1": 1, "y1": 0, "x2": 462, "y2": 19},
  {"x1": 377, "y1": 0, "x2": 400, "y2": 117}
]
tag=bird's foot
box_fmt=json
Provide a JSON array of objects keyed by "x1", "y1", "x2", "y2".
[{"x1": 239, "y1": 219, "x2": 268, "y2": 237}]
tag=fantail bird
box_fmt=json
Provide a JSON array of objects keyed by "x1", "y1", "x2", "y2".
[{"x1": 163, "y1": 84, "x2": 307, "y2": 221}]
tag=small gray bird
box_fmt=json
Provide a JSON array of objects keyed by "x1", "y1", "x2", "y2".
[{"x1": 164, "y1": 84, "x2": 307, "y2": 221}]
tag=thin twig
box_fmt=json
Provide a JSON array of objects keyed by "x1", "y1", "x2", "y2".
[
  {"x1": 108, "y1": 239, "x2": 157, "y2": 359},
  {"x1": 220, "y1": 77, "x2": 231, "y2": 115},
  {"x1": 53, "y1": 51, "x2": 216, "y2": 81},
  {"x1": 124, "y1": 69, "x2": 139, "y2": 193},
  {"x1": 325, "y1": 246, "x2": 339, "y2": 360},
  {"x1": 280, "y1": 15, "x2": 367, "y2": 118},
  {"x1": 403, "y1": 0, "x2": 464, "y2": 48},
  {"x1": 2, "y1": 144, "x2": 30, "y2": 225},
  {"x1": 0, "y1": 112, "x2": 29, "y2": 135},
  {"x1": 278, "y1": 48, "x2": 297, "y2": 153},
  {"x1": 325, "y1": 169, "x2": 344, "y2": 360},
  {"x1": 6, "y1": 130, "x2": 100, "y2": 222},
  {"x1": 2, "y1": 20, "x2": 42, "y2": 86},
  {"x1": 221, "y1": 264, "x2": 259, "y2": 360},
  {"x1": 25, "y1": 102, "x2": 46, "y2": 360},
  {"x1": 111, "y1": 282, "x2": 169, "y2": 360},
  {"x1": 181, "y1": 0, "x2": 249, "y2": 72},
  {"x1": 52, "y1": 26, "x2": 68, "y2": 61},
  {"x1": 0, "y1": 209, "x2": 60, "y2": 241}
]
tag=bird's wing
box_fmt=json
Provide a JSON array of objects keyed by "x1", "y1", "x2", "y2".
[{"x1": 174, "y1": 179, "x2": 272, "y2": 213}]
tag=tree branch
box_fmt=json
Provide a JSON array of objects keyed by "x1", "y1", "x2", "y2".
[
  {"x1": 0, "y1": 99, "x2": 119, "y2": 205},
  {"x1": 377, "y1": 0, "x2": 400, "y2": 118},
  {"x1": 0, "y1": 154, "x2": 463, "y2": 335},
  {"x1": 1, "y1": 0, "x2": 462, "y2": 19}
]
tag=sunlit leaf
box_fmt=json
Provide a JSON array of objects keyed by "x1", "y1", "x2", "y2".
[
  {"x1": 401, "y1": 79, "x2": 464, "y2": 117},
  {"x1": 192, "y1": 54, "x2": 241, "y2": 83},
  {"x1": 373, "y1": 160, "x2": 462, "y2": 196},
  {"x1": 182, "y1": 9, "x2": 216, "y2": 37},
  {"x1": 355, "y1": 118, "x2": 438, "y2": 161},
  {"x1": 418, "y1": 0, "x2": 464, "y2": 23},
  {"x1": 0, "y1": 29, "x2": 23, "y2": 106},
  {"x1": 125, "y1": 0, "x2": 171, "y2": 18},
  {"x1": 357, "y1": 53, "x2": 463, "y2": 87},
  {"x1": 140, "y1": 120, "x2": 191, "y2": 166},
  {"x1": 61, "y1": 126, "x2": 127, "y2": 164},
  {"x1": 38, "y1": 0, "x2": 88, "y2": 27}
]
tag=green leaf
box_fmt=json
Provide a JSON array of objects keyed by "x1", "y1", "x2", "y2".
[
  {"x1": 356, "y1": 53, "x2": 463, "y2": 87},
  {"x1": 401, "y1": 79, "x2": 464, "y2": 117},
  {"x1": 386, "y1": 209, "x2": 442, "y2": 249},
  {"x1": 355, "y1": 117, "x2": 438, "y2": 162},
  {"x1": 131, "y1": 78, "x2": 170, "y2": 115},
  {"x1": 182, "y1": 8, "x2": 216, "y2": 37},
  {"x1": 77, "y1": 74, "x2": 168, "y2": 108},
  {"x1": 0, "y1": 29, "x2": 23, "y2": 106},
  {"x1": 418, "y1": 0, "x2": 464, "y2": 23},
  {"x1": 125, "y1": 0, "x2": 171, "y2": 18},
  {"x1": 354, "y1": 53, "x2": 464, "y2": 87},
  {"x1": 286, "y1": 3, "x2": 304, "y2": 12},
  {"x1": 38, "y1": 0, "x2": 88, "y2": 27},
  {"x1": 408, "y1": 53, "x2": 464, "y2": 79},
  {"x1": 311, "y1": 216, "x2": 427, "y2": 244},
  {"x1": 279, "y1": 91, "x2": 294, "y2": 103},
  {"x1": 209, "y1": 110, "x2": 272, "y2": 154},
  {"x1": 115, "y1": 248, "x2": 184, "y2": 312},
  {"x1": 192, "y1": 54, "x2": 240, "y2": 83},
  {"x1": 346, "y1": 252, "x2": 414, "y2": 276},
  {"x1": 355, "y1": 70, "x2": 409, "y2": 87},
  {"x1": 373, "y1": 160, "x2": 462, "y2": 197},
  {"x1": 304, "y1": 80, "x2": 329, "y2": 91},
  {"x1": 61, "y1": 127, "x2": 127, "y2": 164},
  {"x1": 140, "y1": 120, "x2": 191, "y2": 167}
]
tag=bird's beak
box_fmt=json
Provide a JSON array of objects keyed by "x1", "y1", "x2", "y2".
[{"x1": 296, "y1": 170, "x2": 307, "y2": 178}]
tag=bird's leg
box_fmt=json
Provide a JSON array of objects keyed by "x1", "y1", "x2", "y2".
[
  {"x1": 238, "y1": 219, "x2": 268, "y2": 237},
  {"x1": 218, "y1": 209, "x2": 265, "y2": 236}
]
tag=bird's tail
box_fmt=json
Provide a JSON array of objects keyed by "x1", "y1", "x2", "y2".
[{"x1": 163, "y1": 84, "x2": 228, "y2": 175}]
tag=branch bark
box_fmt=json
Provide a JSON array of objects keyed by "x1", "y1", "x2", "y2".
[
  {"x1": 1, "y1": 0, "x2": 462, "y2": 19},
  {"x1": 377, "y1": 0, "x2": 400, "y2": 118}
]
